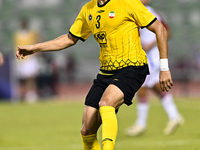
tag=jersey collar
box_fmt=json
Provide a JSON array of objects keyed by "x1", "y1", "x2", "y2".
[{"x1": 97, "y1": 0, "x2": 111, "y2": 7}]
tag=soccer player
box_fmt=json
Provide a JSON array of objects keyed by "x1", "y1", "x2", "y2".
[
  {"x1": 16, "y1": 0, "x2": 173, "y2": 149},
  {"x1": 0, "y1": 52, "x2": 4, "y2": 67},
  {"x1": 125, "y1": 0, "x2": 184, "y2": 136}
]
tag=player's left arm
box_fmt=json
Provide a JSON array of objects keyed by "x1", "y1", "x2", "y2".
[
  {"x1": 143, "y1": 20, "x2": 171, "y2": 52},
  {"x1": 146, "y1": 19, "x2": 173, "y2": 92},
  {"x1": 161, "y1": 20, "x2": 172, "y2": 38}
]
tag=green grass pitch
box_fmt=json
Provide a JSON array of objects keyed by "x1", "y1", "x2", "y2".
[{"x1": 0, "y1": 97, "x2": 199, "y2": 150}]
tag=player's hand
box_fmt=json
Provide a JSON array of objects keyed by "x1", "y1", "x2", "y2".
[
  {"x1": 159, "y1": 70, "x2": 173, "y2": 92},
  {"x1": 16, "y1": 45, "x2": 37, "y2": 60}
]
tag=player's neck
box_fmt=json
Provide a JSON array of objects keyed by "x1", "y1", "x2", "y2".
[{"x1": 98, "y1": 0, "x2": 108, "y2": 5}]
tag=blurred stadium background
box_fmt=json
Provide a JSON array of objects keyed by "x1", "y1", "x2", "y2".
[{"x1": 0, "y1": 0, "x2": 199, "y2": 100}]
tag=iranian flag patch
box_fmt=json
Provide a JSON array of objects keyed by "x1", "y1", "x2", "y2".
[{"x1": 109, "y1": 11, "x2": 115, "y2": 19}]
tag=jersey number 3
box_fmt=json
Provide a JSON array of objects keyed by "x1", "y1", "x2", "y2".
[{"x1": 96, "y1": 15, "x2": 101, "y2": 29}]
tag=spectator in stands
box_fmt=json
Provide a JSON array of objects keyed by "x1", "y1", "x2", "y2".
[{"x1": 14, "y1": 18, "x2": 40, "y2": 103}]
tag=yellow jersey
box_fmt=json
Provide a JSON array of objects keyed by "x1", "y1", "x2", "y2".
[{"x1": 69, "y1": 0, "x2": 156, "y2": 71}]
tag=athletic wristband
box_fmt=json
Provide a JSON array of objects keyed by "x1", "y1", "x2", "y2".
[{"x1": 160, "y1": 59, "x2": 169, "y2": 71}]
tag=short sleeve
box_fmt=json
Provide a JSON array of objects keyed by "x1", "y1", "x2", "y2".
[
  {"x1": 69, "y1": 6, "x2": 92, "y2": 41},
  {"x1": 127, "y1": 0, "x2": 156, "y2": 28}
]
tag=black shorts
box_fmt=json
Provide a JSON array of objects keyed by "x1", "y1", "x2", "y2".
[{"x1": 85, "y1": 65, "x2": 149, "y2": 109}]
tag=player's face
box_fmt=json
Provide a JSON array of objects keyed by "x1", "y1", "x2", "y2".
[{"x1": 140, "y1": 0, "x2": 151, "y2": 5}]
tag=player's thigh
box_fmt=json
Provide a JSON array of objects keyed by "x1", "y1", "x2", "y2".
[
  {"x1": 81, "y1": 106, "x2": 102, "y2": 135},
  {"x1": 99, "y1": 84, "x2": 124, "y2": 109}
]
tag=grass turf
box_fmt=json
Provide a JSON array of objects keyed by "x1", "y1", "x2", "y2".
[{"x1": 0, "y1": 97, "x2": 199, "y2": 150}]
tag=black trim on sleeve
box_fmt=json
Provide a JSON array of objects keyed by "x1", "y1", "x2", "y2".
[
  {"x1": 69, "y1": 31, "x2": 85, "y2": 42},
  {"x1": 141, "y1": 17, "x2": 157, "y2": 29}
]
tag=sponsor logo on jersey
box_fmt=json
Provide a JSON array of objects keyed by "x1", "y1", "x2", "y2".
[
  {"x1": 109, "y1": 11, "x2": 115, "y2": 19},
  {"x1": 94, "y1": 31, "x2": 107, "y2": 47},
  {"x1": 97, "y1": 10, "x2": 105, "y2": 13}
]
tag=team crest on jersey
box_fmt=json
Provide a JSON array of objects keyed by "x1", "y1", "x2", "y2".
[
  {"x1": 89, "y1": 14, "x2": 92, "y2": 21},
  {"x1": 109, "y1": 11, "x2": 115, "y2": 19}
]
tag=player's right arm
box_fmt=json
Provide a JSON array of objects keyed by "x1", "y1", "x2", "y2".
[
  {"x1": 17, "y1": 2, "x2": 91, "y2": 60},
  {"x1": 16, "y1": 33, "x2": 78, "y2": 59}
]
